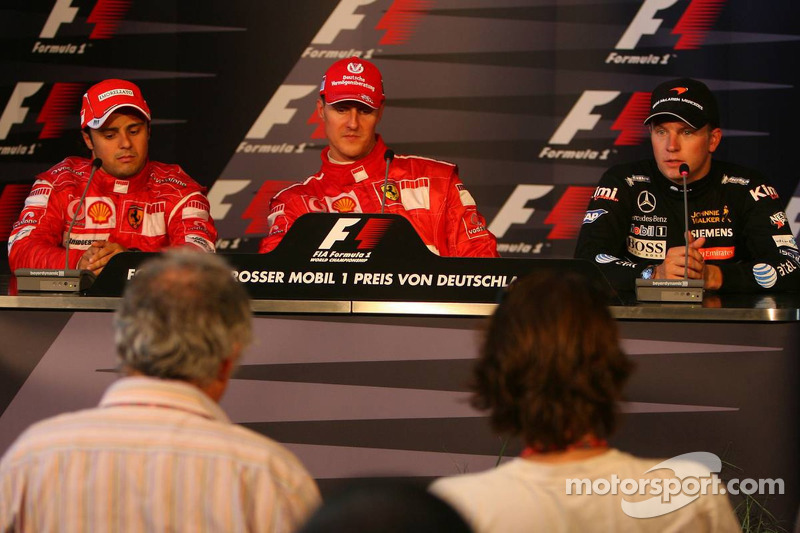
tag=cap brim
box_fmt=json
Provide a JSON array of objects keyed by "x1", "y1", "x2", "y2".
[
  {"x1": 85, "y1": 103, "x2": 151, "y2": 129},
  {"x1": 643, "y1": 111, "x2": 702, "y2": 129},
  {"x1": 324, "y1": 95, "x2": 381, "y2": 110}
]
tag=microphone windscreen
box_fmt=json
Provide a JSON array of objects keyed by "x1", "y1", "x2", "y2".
[
  {"x1": 383, "y1": 149, "x2": 395, "y2": 162},
  {"x1": 679, "y1": 163, "x2": 690, "y2": 176},
  {"x1": 92, "y1": 157, "x2": 102, "y2": 169}
]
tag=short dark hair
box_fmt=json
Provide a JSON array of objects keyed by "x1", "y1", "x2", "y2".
[
  {"x1": 298, "y1": 480, "x2": 472, "y2": 533},
  {"x1": 471, "y1": 271, "x2": 633, "y2": 450}
]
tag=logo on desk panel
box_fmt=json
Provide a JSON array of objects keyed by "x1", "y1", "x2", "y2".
[{"x1": 313, "y1": 217, "x2": 393, "y2": 263}]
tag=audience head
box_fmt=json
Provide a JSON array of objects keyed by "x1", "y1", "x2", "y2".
[
  {"x1": 114, "y1": 250, "x2": 252, "y2": 387},
  {"x1": 472, "y1": 271, "x2": 633, "y2": 451},
  {"x1": 298, "y1": 480, "x2": 472, "y2": 533}
]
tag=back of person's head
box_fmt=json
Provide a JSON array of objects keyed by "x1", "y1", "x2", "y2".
[
  {"x1": 473, "y1": 271, "x2": 632, "y2": 451},
  {"x1": 114, "y1": 249, "x2": 252, "y2": 386},
  {"x1": 298, "y1": 480, "x2": 472, "y2": 533}
]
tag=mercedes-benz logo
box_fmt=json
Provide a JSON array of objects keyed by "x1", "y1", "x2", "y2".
[{"x1": 637, "y1": 190, "x2": 656, "y2": 213}]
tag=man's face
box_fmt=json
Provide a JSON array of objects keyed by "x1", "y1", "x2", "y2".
[
  {"x1": 81, "y1": 110, "x2": 150, "y2": 179},
  {"x1": 649, "y1": 120, "x2": 721, "y2": 184},
  {"x1": 317, "y1": 98, "x2": 383, "y2": 162}
]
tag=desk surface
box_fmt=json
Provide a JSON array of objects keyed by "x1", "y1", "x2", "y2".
[{"x1": 1, "y1": 290, "x2": 798, "y2": 321}]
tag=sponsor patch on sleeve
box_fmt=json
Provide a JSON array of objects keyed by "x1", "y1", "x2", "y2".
[
  {"x1": 455, "y1": 183, "x2": 476, "y2": 207},
  {"x1": 752, "y1": 263, "x2": 777, "y2": 288},
  {"x1": 185, "y1": 234, "x2": 215, "y2": 253},
  {"x1": 773, "y1": 234, "x2": 798, "y2": 249},
  {"x1": 462, "y1": 210, "x2": 490, "y2": 239},
  {"x1": 399, "y1": 178, "x2": 431, "y2": 210},
  {"x1": 24, "y1": 185, "x2": 52, "y2": 208},
  {"x1": 182, "y1": 199, "x2": 210, "y2": 220},
  {"x1": 582, "y1": 209, "x2": 608, "y2": 224}
]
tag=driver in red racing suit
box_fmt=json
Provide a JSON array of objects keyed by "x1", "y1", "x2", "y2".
[
  {"x1": 259, "y1": 57, "x2": 497, "y2": 258},
  {"x1": 8, "y1": 79, "x2": 216, "y2": 273}
]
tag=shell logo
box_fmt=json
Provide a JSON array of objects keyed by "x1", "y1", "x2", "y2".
[
  {"x1": 88, "y1": 201, "x2": 113, "y2": 224},
  {"x1": 332, "y1": 197, "x2": 357, "y2": 213}
]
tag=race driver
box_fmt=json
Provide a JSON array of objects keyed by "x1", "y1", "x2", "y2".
[
  {"x1": 8, "y1": 79, "x2": 216, "y2": 274},
  {"x1": 575, "y1": 78, "x2": 798, "y2": 292},
  {"x1": 258, "y1": 57, "x2": 499, "y2": 258}
]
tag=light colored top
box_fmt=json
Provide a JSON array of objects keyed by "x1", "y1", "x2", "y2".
[
  {"x1": 0, "y1": 376, "x2": 321, "y2": 532},
  {"x1": 430, "y1": 449, "x2": 740, "y2": 533}
]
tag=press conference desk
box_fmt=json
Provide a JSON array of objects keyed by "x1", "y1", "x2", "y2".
[
  {"x1": 1, "y1": 286, "x2": 798, "y2": 521},
  {"x1": 2, "y1": 289, "x2": 799, "y2": 319},
  {"x1": 2, "y1": 210, "x2": 799, "y2": 522}
]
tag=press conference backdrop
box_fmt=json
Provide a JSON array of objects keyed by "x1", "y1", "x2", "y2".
[{"x1": 1, "y1": 0, "x2": 799, "y2": 261}]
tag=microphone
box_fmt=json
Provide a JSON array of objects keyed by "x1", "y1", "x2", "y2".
[
  {"x1": 379, "y1": 149, "x2": 395, "y2": 214},
  {"x1": 679, "y1": 163, "x2": 690, "y2": 279},
  {"x1": 64, "y1": 157, "x2": 102, "y2": 269},
  {"x1": 635, "y1": 162, "x2": 703, "y2": 302},
  {"x1": 14, "y1": 157, "x2": 102, "y2": 292}
]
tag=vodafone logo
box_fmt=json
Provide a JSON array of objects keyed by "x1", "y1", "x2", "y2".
[{"x1": 347, "y1": 62, "x2": 364, "y2": 74}]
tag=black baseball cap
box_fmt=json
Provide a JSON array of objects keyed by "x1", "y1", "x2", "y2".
[{"x1": 644, "y1": 78, "x2": 719, "y2": 129}]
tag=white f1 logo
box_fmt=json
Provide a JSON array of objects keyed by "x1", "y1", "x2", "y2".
[
  {"x1": 488, "y1": 185, "x2": 554, "y2": 237},
  {"x1": 319, "y1": 218, "x2": 360, "y2": 249},
  {"x1": 313, "y1": 0, "x2": 375, "y2": 44},
  {"x1": 41, "y1": 0, "x2": 80, "y2": 38},
  {"x1": 616, "y1": 0, "x2": 680, "y2": 50},
  {"x1": 245, "y1": 85, "x2": 316, "y2": 139},
  {"x1": 548, "y1": 91, "x2": 619, "y2": 145},
  {"x1": 0, "y1": 82, "x2": 44, "y2": 140}
]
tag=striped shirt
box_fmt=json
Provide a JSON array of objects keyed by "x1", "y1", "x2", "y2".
[{"x1": 0, "y1": 377, "x2": 321, "y2": 532}]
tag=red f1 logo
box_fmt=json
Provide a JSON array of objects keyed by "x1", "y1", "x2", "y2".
[
  {"x1": 0, "y1": 82, "x2": 84, "y2": 140},
  {"x1": 617, "y1": 0, "x2": 726, "y2": 51},
  {"x1": 319, "y1": 218, "x2": 361, "y2": 249},
  {"x1": 41, "y1": 0, "x2": 131, "y2": 40},
  {"x1": 549, "y1": 91, "x2": 651, "y2": 146}
]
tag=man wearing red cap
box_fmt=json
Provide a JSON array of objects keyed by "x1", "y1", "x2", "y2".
[
  {"x1": 8, "y1": 79, "x2": 217, "y2": 273},
  {"x1": 575, "y1": 78, "x2": 798, "y2": 292},
  {"x1": 258, "y1": 57, "x2": 498, "y2": 257}
]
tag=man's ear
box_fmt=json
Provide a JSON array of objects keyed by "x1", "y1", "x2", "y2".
[
  {"x1": 82, "y1": 130, "x2": 94, "y2": 152},
  {"x1": 316, "y1": 98, "x2": 325, "y2": 120},
  {"x1": 708, "y1": 127, "x2": 722, "y2": 153}
]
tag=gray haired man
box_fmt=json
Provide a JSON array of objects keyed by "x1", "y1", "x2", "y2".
[{"x1": 1, "y1": 250, "x2": 321, "y2": 532}]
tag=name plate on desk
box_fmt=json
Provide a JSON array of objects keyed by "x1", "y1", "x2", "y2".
[{"x1": 88, "y1": 214, "x2": 612, "y2": 303}]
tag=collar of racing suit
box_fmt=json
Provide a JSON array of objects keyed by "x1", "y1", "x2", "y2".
[
  {"x1": 92, "y1": 159, "x2": 151, "y2": 195},
  {"x1": 650, "y1": 158, "x2": 719, "y2": 199},
  {"x1": 318, "y1": 135, "x2": 387, "y2": 184}
]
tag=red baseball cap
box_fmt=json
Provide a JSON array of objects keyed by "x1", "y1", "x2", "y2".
[
  {"x1": 320, "y1": 57, "x2": 385, "y2": 109},
  {"x1": 81, "y1": 79, "x2": 151, "y2": 129}
]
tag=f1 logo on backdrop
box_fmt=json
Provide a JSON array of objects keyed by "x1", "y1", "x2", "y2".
[
  {"x1": 41, "y1": 0, "x2": 131, "y2": 40},
  {"x1": 616, "y1": 0, "x2": 727, "y2": 50},
  {"x1": 0, "y1": 82, "x2": 84, "y2": 143},
  {"x1": 311, "y1": 0, "x2": 432, "y2": 46},
  {"x1": 540, "y1": 91, "x2": 651, "y2": 161}
]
